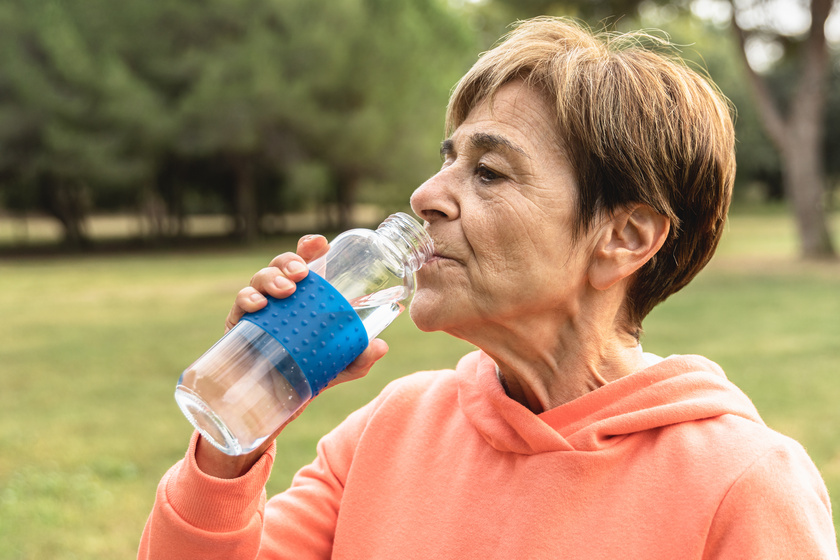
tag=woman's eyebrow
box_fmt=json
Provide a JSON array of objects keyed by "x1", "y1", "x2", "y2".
[
  {"x1": 469, "y1": 132, "x2": 528, "y2": 158},
  {"x1": 440, "y1": 133, "x2": 529, "y2": 160}
]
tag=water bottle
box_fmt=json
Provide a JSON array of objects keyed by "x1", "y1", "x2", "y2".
[{"x1": 174, "y1": 212, "x2": 434, "y2": 456}]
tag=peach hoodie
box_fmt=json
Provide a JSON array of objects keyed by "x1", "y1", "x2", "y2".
[{"x1": 140, "y1": 351, "x2": 839, "y2": 559}]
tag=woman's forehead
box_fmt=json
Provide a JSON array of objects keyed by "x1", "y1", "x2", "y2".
[{"x1": 452, "y1": 82, "x2": 564, "y2": 160}]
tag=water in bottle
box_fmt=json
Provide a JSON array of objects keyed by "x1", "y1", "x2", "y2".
[{"x1": 174, "y1": 212, "x2": 434, "y2": 455}]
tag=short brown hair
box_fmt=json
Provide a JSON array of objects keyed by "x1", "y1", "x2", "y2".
[{"x1": 447, "y1": 17, "x2": 736, "y2": 333}]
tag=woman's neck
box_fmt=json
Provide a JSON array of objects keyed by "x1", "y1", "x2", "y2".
[
  {"x1": 457, "y1": 300, "x2": 644, "y2": 413},
  {"x1": 491, "y1": 340, "x2": 644, "y2": 413}
]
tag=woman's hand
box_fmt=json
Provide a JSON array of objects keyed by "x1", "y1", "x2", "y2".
[{"x1": 195, "y1": 234, "x2": 389, "y2": 479}]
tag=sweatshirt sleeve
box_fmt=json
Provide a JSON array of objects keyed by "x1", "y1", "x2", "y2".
[
  {"x1": 703, "y1": 440, "x2": 839, "y2": 559},
  {"x1": 253, "y1": 400, "x2": 379, "y2": 558},
  {"x1": 139, "y1": 396, "x2": 381, "y2": 560},
  {"x1": 137, "y1": 431, "x2": 275, "y2": 560}
]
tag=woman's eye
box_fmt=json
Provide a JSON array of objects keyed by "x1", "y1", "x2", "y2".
[{"x1": 476, "y1": 164, "x2": 502, "y2": 183}]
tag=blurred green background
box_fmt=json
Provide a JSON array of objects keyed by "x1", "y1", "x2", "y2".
[
  {"x1": 2, "y1": 0, "x2": 840, "y2": 558},
  {"x1": 1, "y1": 209, "x2": 839, "y2": 558},
  {"x1": 1, "y1": 0, "x2": 839, "y2": 254}
]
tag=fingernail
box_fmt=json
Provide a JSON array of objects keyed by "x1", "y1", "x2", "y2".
[
  {"x1": 286, "y1": 261, "x2": 307, "y2": 275},
  {"x1": 274, "y1": 276, "x2": 294, "y2": 290},
  {"x1": 250, "y1": 292, "x2": 266, "y2": 303}
]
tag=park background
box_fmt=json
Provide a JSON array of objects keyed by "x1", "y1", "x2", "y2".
[{"x1": 1, "y1": 0, "x2": 839, "y2": 557}]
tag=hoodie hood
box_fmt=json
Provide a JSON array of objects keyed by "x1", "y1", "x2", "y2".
[{"x1": 457, "y1": 350, "x2": 764, "y2": 455}]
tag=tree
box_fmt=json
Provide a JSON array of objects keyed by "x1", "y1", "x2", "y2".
[
  {"x1": 824, "y1": 52, "x2": 840, "y2": 206},
  {"x1": 150, "y1": 0, "x2": 475, "y2": 238},
  {"x1": 729, "y1": 0, "x2": 837, "y2": 258},
  {"x1": 264, "y1": 0, "x2": 475, "y2": 229},
  {"x1": 0, "y1": 0, "x2": 475, "y2": 247},
  {"x1": 0, "y1": 0, "x2": 169, "y2": 246}
]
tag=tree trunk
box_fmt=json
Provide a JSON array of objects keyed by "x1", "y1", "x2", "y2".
[
  {"x1": 782, "y1": 120, "x2": 835, "y2": 258},
  {"x1": 141, "y1": 185, "x2": 168, "y2": 240},
  {"x1": 41, "y1": 177, "x2": 88, "y2": 248},
  {"x1": 730, "y1": 0, "x2": 837, "y2": 260},
  {"x1": 233, "y1": 157, "x2": 259, "y2": 243},
  {"x1": 334, "y1": 169, "x2": 358, "y2": 231}
]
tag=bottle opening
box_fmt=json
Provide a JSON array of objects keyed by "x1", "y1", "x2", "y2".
[{"x1": 376, "y1": 212, "x2": 434, "y2": 272}]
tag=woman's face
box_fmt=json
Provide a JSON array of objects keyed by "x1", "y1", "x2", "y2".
[{"x1": 409, "y1": 80, "x2": 599, "y2": 340}]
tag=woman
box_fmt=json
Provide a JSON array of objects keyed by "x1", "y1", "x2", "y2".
[{"x1": 139, "y1": 17, "x2": 838, "y2": 559}]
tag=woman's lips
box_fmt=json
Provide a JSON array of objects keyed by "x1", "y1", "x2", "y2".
[
  {"x1": 423, "y1": 252, "x2": 450, "y2": 267},
  {"x1": 425, "y1": 252, "x2": 460, "y2": 268},
  {"x1": 425, "y1": 239, "x2": 459, "y2": 265}
]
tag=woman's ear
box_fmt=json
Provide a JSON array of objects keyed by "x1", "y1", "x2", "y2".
[{"x1": 588, "y1": 205, "x2": 670, "y2": 291}]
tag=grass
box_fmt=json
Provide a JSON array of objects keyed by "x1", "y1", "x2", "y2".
[{"x1": 0, "y1": 210, "x2": 838, "y2": 558}]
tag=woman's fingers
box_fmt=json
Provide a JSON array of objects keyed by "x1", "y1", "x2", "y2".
[
  {"x1": 202, "y1": 233, "x2": 385, "y2": 473},
  {"x1": 225, "y1": 235, "x2": 329, "y2": 332},
  {"x1": 265, "y1": 235, "x2": 328, "y2": 273},
  {"x1": 295, "y1": 234, "x2": 330, "y2": 262},
  {"x1": 249, "y1": 265, "x2": 299, "y2": 298},
  {"x1": 224, "y1": 233, "x2": 388, "y2": 385},
  {"x1": 327, "y1": 339, "x2": 389, "y2": 389},
  {"x1": 224, "y1": 287, "x2": 267, "y2": 332}
]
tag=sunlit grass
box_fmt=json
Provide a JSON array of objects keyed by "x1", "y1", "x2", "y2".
[{"x1": 0, "y1": 210, "x2": 838, "y2": 558}]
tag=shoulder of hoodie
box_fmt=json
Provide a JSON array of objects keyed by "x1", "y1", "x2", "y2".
[
  {"x1": 688, "y1": 406, "x2": 818, "y2": 471},
  {"x1": 312, "y1": 362, "x2": 463, "y2": 459},
  {"x1": 700, "y1": 413, "x2": 833, "y2": 527},
  {"x1": 368, "y1": 363, "x2": 461, "y2": 414},
  {"x1": 660, "y1": 354, "x2": 809, "y2": 450},
  {"x1": 651, "y1": 354, "x2": 822, "y2": 484}
]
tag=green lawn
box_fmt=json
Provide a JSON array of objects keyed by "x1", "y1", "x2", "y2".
[{"x1": 0, "y1": 211, "x2": 838, "y2": 558}]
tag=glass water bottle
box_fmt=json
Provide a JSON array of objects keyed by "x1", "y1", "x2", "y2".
[{"x1": 174, "y1": 212, "x2": 434, "y2": 456}]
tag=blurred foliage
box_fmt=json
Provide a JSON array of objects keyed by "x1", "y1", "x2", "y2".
[
  {"x1": 0, "y1": 0, "x2": 837, "y2": 248},
  {"x1": 0, "y1": 0, "x2": 476, "y2": 245}
]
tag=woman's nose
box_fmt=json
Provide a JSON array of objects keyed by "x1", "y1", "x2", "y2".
[{"x1": 410, "y1": 170, "x2": 459, "y2": 223}]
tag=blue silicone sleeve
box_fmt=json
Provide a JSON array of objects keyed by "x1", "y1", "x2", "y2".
[{"x1": 240, "y1": 271, "x2": 368, "y2": 395}]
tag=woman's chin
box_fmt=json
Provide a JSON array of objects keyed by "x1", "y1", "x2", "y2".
[
  {"x1": 408, "y1": 302, "x2": 436, "y2": 333},
  {"x1": 408, "y1": 295, "x2": 450, "y2": 333}
]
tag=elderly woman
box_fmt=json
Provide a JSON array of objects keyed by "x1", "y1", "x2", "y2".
[{"x1": 139, "y1": 17, "x2": 838, "y2": 559}]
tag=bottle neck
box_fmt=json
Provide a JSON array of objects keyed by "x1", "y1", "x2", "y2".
[{"x1": 375, "y1": 213, "x2": 434, "y2": 273}]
